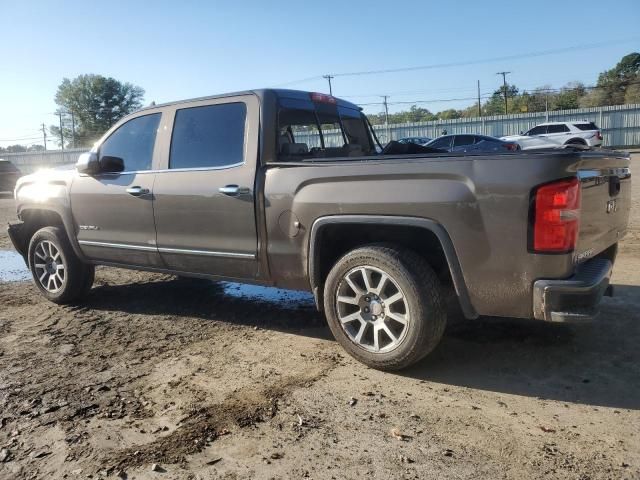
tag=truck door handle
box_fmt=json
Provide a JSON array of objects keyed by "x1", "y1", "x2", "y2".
[
  {"x1": 126, "y1": 186, "x2": 150, "y2": 197},
  {"x1": 219, "y1": 185, "x2": 250, "y2": 196}
]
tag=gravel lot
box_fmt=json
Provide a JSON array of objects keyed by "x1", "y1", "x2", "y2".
[{"x1": 0, "y1": 155, "x2": 638, "y2": 480}]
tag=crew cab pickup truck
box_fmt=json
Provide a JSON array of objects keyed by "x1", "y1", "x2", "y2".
[{"x1": 8, "y1": 89, "x2": 631, "y2": 370}]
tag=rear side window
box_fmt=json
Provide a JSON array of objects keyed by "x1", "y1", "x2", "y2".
[
  {"x1": 476, "y1": 135, "x2": 498, "y2": 144},
  {"x1": 170, "y1": 103, "x2": 246, "y2": 169},
  {"x1": 277, "y1": 97, "x2": 375, "y2": 160},
  {"x1": 454, "y1": 135, "x2": 475, "y2": 147},
  {"x1": 100, "y1": 113, "x2": 161, "y2": 172},
  {"x1": 573, "y1": 122, "x2": 598, "y2": 131},
  {"x1": 547, "y1": 124, "x2": 570, "y2": 133}
]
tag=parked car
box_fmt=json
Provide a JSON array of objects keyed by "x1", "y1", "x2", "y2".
[
  {"x1": 397, "y1": 136, "x2": 431, "y2": 146},
  {"x1": 501, "y1": 121, "x2": 603, "y2": 150},
  {"x1": 8, "y1": 89, "x2": 631, "y2": 371},
  {"x1": 0, "y1": 159, "x2": 21, "y2": 194},
  {"x1": 425, "y1": 134, "x2": 519, "y2": 153}
]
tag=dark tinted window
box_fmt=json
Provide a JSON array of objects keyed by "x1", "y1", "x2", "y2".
[
  {"x1": 547, "y1": 124, "x2": 570, "y2": 133},
  {"x1": 100, "y1": 113, "x2": 161, "y2": 171},
  {"x1": 277, "y1": 99, "x2": 374, "y2": 160},
  {"x1": 476, "y1": 135, "x2": 499, "y2": 143},
  {"x1": 453, "y1": 135, "x2": 475, "y2": 147},
  {"x1": 527, "y1": 125, "x2": 547, "y2": 136},
  {"x1": 170, "y1": 103, "x2": 246, "y2": 169},
  {"x1": 0, "y1": 161, "x2": 19, "y2": 172},
  {"x1": 573, "y1": 122, "x2": 598, "y2": 131},
  {"x1": 428, "y1": 136, "x2": 453, "y2": 149}
]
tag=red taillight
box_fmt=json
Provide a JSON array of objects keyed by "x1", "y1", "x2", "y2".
[
  {"x1": 503, "y1": 143, "x2": 518, "y2": 151},
  {"x1": 531, "y1": 177, "x2": 581, "y2": 253},
  {"x1": 596, "y1": 131, "x2": 603, "y2": 140},
  {"x1": 310, "y1": 92, "x2": 337, "y2": 104}
]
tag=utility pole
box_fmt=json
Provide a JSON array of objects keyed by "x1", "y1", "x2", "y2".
[
  {"x1": 477, "y1": 80, "x2": 482, "y2": 117},
  {"x1": 322, "y1": 75, "x2": 334, "y2": 95},
  {"x1": 496, "y1": 71, "x2": 511, "y2": 115},
  {"x1": 70, "y1": 111, "x2": 76, "y2": 148},
  {"x1": 58, "y1": 112, "x2": 65, "y2": 151},
  {"x1": 381, "y1": 95, "x2": 390, "y2": 142},
  {"x1": 41, "y1": 123, "x2": 48, "y2": 151}
]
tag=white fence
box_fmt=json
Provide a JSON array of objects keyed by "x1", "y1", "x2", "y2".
[
  {"x1": 2, "y1": 148, "x2": 85, "y2": 174},
  {"x1": 297, "y1": 103, "x2": 640, "y2": 148},
  {"x1": 3, "y1": 104, "x2": 639, "y2": 174}
]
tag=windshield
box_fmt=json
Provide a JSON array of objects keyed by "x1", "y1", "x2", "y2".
[{"x1": 277, "y1": 97, "x2": 376, "y2": 161}]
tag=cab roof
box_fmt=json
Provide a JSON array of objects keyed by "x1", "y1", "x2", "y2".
[{"x1": 138, "y1": 88, "x2": 362, "y2": 112}]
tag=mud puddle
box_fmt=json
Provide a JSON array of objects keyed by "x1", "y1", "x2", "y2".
[
  {"x1": 0, "y1": 249, "x2": 30, "y2": 282},
  {"x1": 220, "y1": 282, "x2": 315, "y2": 308}
]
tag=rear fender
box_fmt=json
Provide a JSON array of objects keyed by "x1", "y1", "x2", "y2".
[{"x1": 308, "y1": 215, "x2": 478, "y2": 319}]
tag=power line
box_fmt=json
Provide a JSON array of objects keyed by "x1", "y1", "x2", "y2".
[{"x1": 273, "y1": 37, "x2": 640, "y2": 86}]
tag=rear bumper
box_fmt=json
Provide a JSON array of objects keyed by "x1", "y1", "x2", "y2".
[{"x1": 533, "y1": 258, "x2": 613, "y2": 322}]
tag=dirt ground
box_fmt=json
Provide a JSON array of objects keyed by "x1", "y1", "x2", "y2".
[{"x1": 0, "y1": 156, "x2": 639, "y2": 480}]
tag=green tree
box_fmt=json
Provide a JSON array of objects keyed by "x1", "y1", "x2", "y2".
[
  {"x1": 624, "y1": 82, "x2": 640, "y2": 104},
  {"x1": 437, "y1": 109, "x2": 461, "y2": 120},
  {"x1": 483, "y1": 84, "x2": 519, "y2": 115},
  {"x1": 3, "y1": 144, "x2": 27, "y2": 153},
  {"x1": 586, "y1": 52, "x2": 640, "y2": 106},
  {"x1": 552, "y1": 82, "x2": 587, "y2": 110},
  {"x1": 49, "y1": 74, "x2": 145, "y2": 148}
]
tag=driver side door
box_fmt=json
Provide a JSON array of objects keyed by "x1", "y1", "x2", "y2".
[{"x1": 70, "y1": 112, "x2": 166, "y2": 268}]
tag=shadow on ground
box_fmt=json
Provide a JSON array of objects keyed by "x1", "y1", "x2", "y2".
[{"x1": 85, "y1": 277, "x2": 640, "y2": 410}]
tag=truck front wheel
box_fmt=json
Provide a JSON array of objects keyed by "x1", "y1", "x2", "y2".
[
  {"x1": 323, "y1": 245, "x2": 446, "y2": 371},
  {"x1": 28, "y1": 226, "x2": 95, "y2": 304}
]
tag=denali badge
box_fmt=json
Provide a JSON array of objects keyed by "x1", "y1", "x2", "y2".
[
  {"x1": 575, "y1": 248, "x2": 594, "y2": 262},
  {"x1": 79, "y1": 225, "x2": 100, "y2": 230},
  {"x1": 606, "y1": 199, "x2": 618, "y2": 214}
]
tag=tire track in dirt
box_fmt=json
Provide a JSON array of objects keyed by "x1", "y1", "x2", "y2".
[{"x1": 107, "y1": 356, "x2": 340, "y2": 472}]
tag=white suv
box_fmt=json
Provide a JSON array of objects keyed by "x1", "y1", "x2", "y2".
[{"x1": 501, "y1": 121, "x2": 603, "y2": 150}]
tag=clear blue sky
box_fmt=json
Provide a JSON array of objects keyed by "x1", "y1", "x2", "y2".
[{"x1": 1, "y1": 0, "x2": 638, "y2": 147}]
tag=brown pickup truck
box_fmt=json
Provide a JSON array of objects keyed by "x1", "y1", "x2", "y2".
[{"x1": 8, "y1": 89, "x2": 632, "y2": 370}]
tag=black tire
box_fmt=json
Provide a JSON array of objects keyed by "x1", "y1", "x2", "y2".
[
  {"x1": 566, "y1": 139, "x2": 586, "y2": 146},
  {"x1": 28, "y1": 226, "x2": 95, "y2": 304},
  {"x1": 323, "y1": 245, "x2": 446, "y2": 371}
]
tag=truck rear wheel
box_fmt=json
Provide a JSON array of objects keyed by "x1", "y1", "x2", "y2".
[
  {"x1": 323, "y1": 245, "x2": 446, "y2": 371},
  {"x1": 28, "y1": 227, "x2": 95, "y2": 304}
]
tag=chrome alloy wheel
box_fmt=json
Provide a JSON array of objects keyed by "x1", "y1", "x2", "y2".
[
  {"x1": 33, "y1": 240, "x2": 65, "y2": 293},
  {"x1": 335, "y1": 266, "x2": 410, "y2": 353}
]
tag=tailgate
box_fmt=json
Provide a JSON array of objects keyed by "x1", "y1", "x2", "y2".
[{"x1": 575, "y1": 153, "x2": 631, "y2": 262}]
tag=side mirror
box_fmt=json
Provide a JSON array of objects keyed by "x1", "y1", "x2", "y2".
[
  {"x1": 520, "y1": 130, "x2": 524, "y2": 135},
  {"x1": 99, "y1": 155, "x2": 125, "y2": 173},
  {"x1": 76, "y1": 152, "x2": 99, "y2": 174}
]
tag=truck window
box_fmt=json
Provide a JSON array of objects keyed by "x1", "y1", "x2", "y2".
[
  {"x1": 277, "y1": 97, "x2": 375, "y2": 161},
  {"x1": 170, "y1": 102, "x2": 246, "y2": 169},
  {"x1": 547, "y1": 124, "x2": 570, "y2": 133},
  {"x1": 99, "y1": 113, "x2": 161, "y2": 172}
]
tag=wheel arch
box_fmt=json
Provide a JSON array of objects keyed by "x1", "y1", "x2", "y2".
[
  {"x1": 13, "y1": 207, "x2": 85, "y2": 261},
  {"x1": 565, "y1": 137, "x2": 587, "y2": 145},
  {"x1": 308, "y1": 215, "x2": 477, "y2": 319}
]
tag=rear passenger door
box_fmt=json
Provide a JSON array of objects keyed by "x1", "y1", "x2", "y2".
[
  {"x1": 451, "y1": 135, "x2": 476, "y2": 152},
  {"x1": 545, "y1": 124, "x2": 571, "y2": 146},
  {"x1": 152, "y1": 95, "x2": 260, "y2": 279}
]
